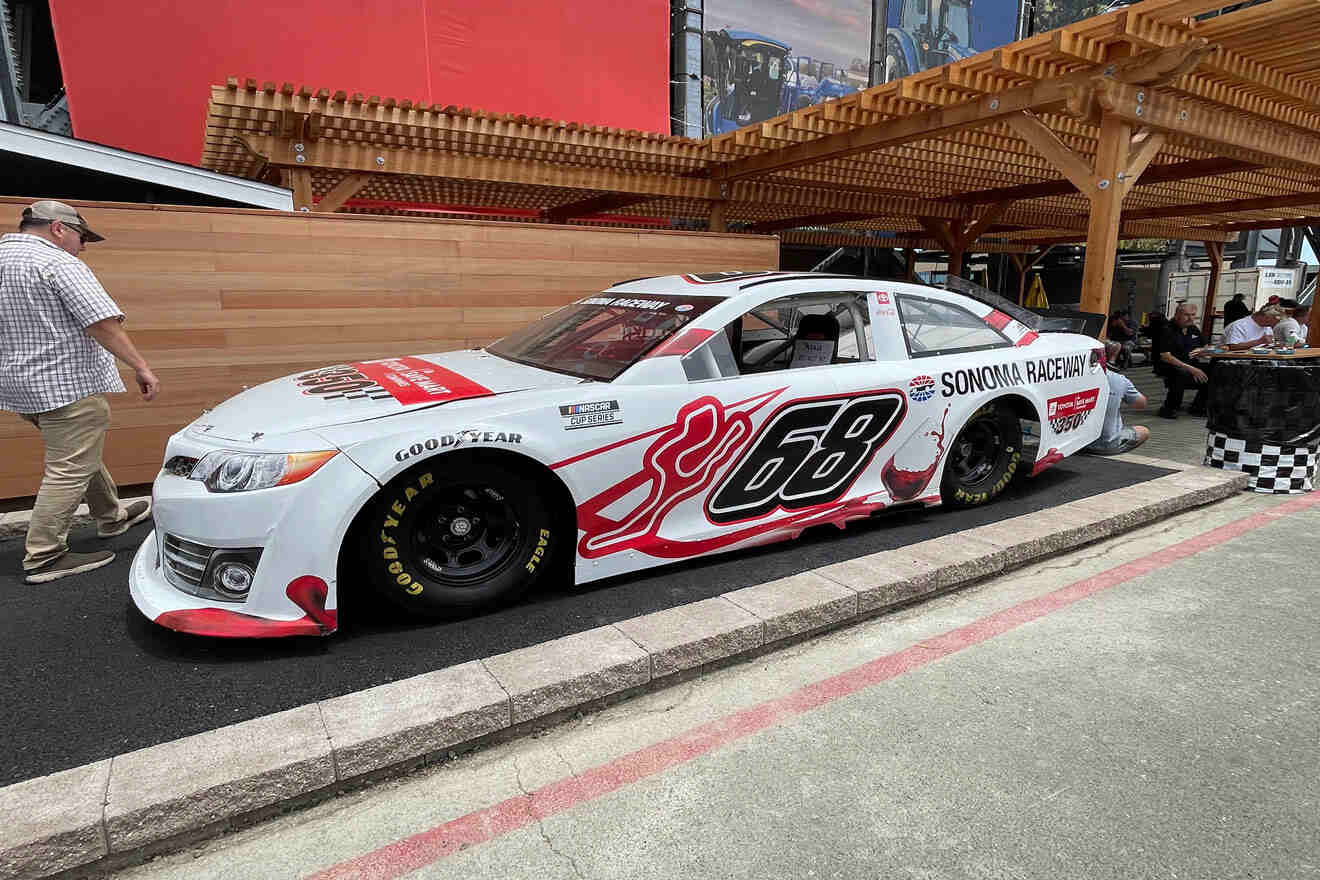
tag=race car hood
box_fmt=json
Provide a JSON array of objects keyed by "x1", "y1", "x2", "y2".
[{"x1": 185, "y1": 351, "x2": 582, "y2": 443}]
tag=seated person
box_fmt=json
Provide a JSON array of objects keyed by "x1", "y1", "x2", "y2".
[
  {"x1": 1156, "y1": 303, "x2": 1210, "y2": 419},
  {"x1": 1273, "y1": 302, "x2": 1311, "y2": 347},
  {"x1": 1106, "y1": 311, "x2": 1136, "y2": 368},
  {"x1": 1085, "y1": 341, "x2": 1149, "y2": 455},
  {"x1": 1223, "y1": 304, "x2": 1285, "y2": 350}
]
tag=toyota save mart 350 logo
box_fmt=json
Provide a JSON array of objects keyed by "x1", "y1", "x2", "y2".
[{"x1": 909, "y1": 375, "x2": 936, "y2": 402}]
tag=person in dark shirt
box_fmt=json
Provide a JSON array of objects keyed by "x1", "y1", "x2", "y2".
[
  {"x1": 1107, "y1": 311, "x2": 1136, "y2": 368},
  {"x1": 1156, "y1": 302, "x2": 1209, "y2": 419},
  {"x1": 1222, "y1": 293, "x2": 1250, "y2": 326}
]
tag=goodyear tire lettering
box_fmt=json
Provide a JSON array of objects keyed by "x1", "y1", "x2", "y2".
[{"x1": 376, "y1": 471, "x2": 443, "y2": 599}]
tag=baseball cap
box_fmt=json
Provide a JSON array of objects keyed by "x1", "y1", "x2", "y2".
[{"x1": 22, "y1": 200, "x2": 105, "y2": 242}]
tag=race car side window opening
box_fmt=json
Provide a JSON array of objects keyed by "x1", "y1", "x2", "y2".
[
  {"x1": 681, "y1": 292, "x2": 873, "y2": 381},
  {"x1": 488, "y1": 294, "x2": 719, "y2": 381},
  {"x1": 896, "y1": 294, "x2": 1010, "y2": 359}
]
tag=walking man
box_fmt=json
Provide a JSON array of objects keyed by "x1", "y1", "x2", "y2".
[{"x1": 0, "y1": 201, "x2": 159, "y2": 583}]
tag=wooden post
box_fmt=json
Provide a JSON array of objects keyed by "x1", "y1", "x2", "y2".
[
  {"x1": 1200, "y1": 240, "x2": 1224, "y2": 341},
  {"x1": 1012, "y1": 245, "x2": 1054, "y2": 304},
  {"x1": 284, "y1": 168, "x2": 314, "y2": 212},
  {"x1": 1079, "y1": 113, "x2": 1130, "y2": 320},
  {"x1": 1008, "y1": 253, "x2": 1026, "y2": 303},
  {"x1": 904, "y1": 248, "x2": 916, "y2": 281},
  {"x1": 947, "y1": 246, "x2": 965, "y2": 281},
  {"x1": 708, "y1": 200, "x2": 728, "y2": 233}
]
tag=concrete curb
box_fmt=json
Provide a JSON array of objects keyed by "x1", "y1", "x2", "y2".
[
  {"x1": 0, "y1": 459, "x2": 1249, "y2": 880},
  {"x1": 0, "y1": 495, "x2": 152, "y2": 541}
]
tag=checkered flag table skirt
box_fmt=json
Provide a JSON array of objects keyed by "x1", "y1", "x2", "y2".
[{"x1": 1204, "y1": 432, "x2": 1318, "y2": 494}]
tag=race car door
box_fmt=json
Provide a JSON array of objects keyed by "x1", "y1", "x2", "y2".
[{"x1": 573, "y1": 288, "x2": 911, "y2": 570}]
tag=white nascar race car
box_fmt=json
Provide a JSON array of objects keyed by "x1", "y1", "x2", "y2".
[{"x1": 130, "y1": 271, "x2": 1108, "y2": 637}]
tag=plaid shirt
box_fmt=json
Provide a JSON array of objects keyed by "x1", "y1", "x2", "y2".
[{"x1": 0, "y1": 233, "x2": 126, "y2": 414}]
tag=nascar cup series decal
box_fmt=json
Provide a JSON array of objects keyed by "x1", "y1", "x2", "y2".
[
  {"x1": 561, "y1": 400, "x2": 623, "y2": 430},
  {"x1": 1046, "y1": 389, "x2": 1101, "y2": 433}
]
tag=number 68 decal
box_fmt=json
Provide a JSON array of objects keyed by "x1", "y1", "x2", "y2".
[{"x1": 707, "y1": 391, "x2": 905, "y2": 523}]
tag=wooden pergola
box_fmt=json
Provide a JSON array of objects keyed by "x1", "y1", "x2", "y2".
[{"x1": 203, "y1": 0, "x2": 1320, "y2": 324}]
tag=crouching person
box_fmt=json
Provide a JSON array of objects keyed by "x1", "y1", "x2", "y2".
[{"x1": 1085, "y1": 341, "x2": 1149, "y2": 456}]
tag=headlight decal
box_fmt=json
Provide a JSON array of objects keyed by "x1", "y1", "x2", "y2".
[{"x1": 189, "y1": 450, "x2": 338, "y2": 493}]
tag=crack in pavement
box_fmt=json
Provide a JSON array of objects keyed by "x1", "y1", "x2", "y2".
[{"x1": 512, "y1": 755, "x2": 588, "y2": 879}]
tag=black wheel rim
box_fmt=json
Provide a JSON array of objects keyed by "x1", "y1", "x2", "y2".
[
  {"x1": 950, "y1": 417, "x2": 1004, "y2": 487},
  {"x1": 407, "y1": 485, "x2": 523, "y2": 587}
]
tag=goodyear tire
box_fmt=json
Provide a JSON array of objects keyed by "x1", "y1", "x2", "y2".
[
  {"x1": 940, "y1": 404, "x2": 1021, "y2": 509},
  {"x1": 367, "y1": 458, "x2": 558, "y2": 617}
]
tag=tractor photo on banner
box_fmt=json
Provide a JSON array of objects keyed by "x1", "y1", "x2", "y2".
[
  {"x1": 701, "y1": 0, "x2": 871, "y2": 136},
  {"x1": 882, "y1": 0, "x2": 1023, "y2": 80}
]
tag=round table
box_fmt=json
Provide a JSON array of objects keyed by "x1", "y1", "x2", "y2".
[{"x1": 1203, "y1": 349, "x2": 1320, "y2": 493}]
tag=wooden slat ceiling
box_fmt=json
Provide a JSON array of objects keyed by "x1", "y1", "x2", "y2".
[{"x1": 202, "y1": 0, "x2": 1320, "y2": 249}]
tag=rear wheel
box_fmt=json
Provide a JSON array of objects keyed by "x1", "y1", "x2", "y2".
[
  {"x1": 365, "y1": 458, "x2": 560, "y2": 617},
  {"x1": 940, "y1": 404, "x2": 1022, "y2": 508}
]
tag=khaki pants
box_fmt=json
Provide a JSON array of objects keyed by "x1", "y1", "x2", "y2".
[{"x1": 21, "y1": 394, "x2": 123, "y2": 571}]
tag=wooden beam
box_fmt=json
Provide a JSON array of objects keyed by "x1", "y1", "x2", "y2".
[
  {"x1": 313, "y1": 172, "x2": 369, "y2": 213},
  {"x1": 1196, "y1": 216, "x2": 1320, "y2": 233},
  {"x1": 1095, "y1": 80, "x2": 1320, "y2": 174},
  {"x1": 543, "y1": 193, "x2": 650, "y2": 222},
  {"x1": 919, "y1": 217, "x2": 958, "y2": 253},
  {"x1": 1123, "y1": 129, "x2": 1166, "y2": 185},
  {"x1": 953, "y1": 158, "x2": 1260, "y2": 205},
  {"x1": 1126, "y1": 191, "x2": 1320, "y2": 221},
  {"x1": 962, "y1": 201, "x2": 1014, "y2": 244},
  {"x1": 745, "y1": 211, "x2": 877, "y2": 233},
  {"x1": 1080, "y1": 113, "x2": 1131, "y2": 320},
  {"x1": 1013, "y1": 245, "x2": 1054, "y2": 304},
  {"x1": 904, "y1": 248, "x2": 917, "y2": 281},
  {"x1": 243, "y1": 135, "x2": 980, "y2": 223},
  {"x1": 244, "y1": 135, "x2": 721, "y2": 201},
  {"x1": 1200, "y1": 241, "x2": 1224, "y2": 340},
  {"x1": 1005, "y1": 113, "x2": 1095, "y2": 196},
  {"x1": 714, "y1": 43, "x2": 1210, "y2": 183}
]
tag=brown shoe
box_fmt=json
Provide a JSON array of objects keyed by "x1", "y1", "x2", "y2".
[
  {"x1": 24, "y1": 550, "x2": 116, "y2": 584},
  {"x1": 97, "y1": 499, "x2": 153, "y2": 538}
]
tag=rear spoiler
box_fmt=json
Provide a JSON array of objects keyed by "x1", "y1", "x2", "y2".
[{"x1": 943, "y1": 277, "x2": 1106, "y2": 339}]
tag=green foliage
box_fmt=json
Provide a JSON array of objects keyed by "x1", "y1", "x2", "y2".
[
  {"x1": 1033, "y1": 0, "x2": 1112, "y2": 33},
  {"x1": 1119, "y1": 238, "x2": 1172, "y2": 252}
]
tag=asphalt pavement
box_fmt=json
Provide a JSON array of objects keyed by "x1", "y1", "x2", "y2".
[{"x1": 0, "y1": 457, "x2": 1170, "y2": 788}]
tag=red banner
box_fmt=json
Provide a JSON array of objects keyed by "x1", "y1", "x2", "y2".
[
  {"x1": 1046, "y1": 388, "x2": 1100, "y2": 420},
  {"x1": 351, "y1": 357, "x2": 493, "y2": 406}
]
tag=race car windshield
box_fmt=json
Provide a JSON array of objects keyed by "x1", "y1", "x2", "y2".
[{"x1": 487, "y1": 294, "x2": 720, "y2": 380}]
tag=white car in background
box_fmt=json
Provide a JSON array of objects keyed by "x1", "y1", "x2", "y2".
[{"x1": 130, "y1": 271, "x2": 1107, "y2": 637}]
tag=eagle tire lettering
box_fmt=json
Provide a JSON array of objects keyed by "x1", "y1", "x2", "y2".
[{"x1": 708, "y1": 392, "x2": 905, "y2": 523}]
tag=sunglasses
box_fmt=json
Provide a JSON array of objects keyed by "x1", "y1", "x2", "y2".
[{"x1": 56, "y1": 222, "x2": 89, "y2": 244}]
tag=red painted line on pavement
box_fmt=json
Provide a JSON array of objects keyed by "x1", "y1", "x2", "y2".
[{"x1": 309, "y1": 490, "x2": 1320, "y2": 880}]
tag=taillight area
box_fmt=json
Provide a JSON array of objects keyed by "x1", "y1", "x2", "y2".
[{"x1": 1090, "y1": 346, "x2": 1107, "y2": 372}]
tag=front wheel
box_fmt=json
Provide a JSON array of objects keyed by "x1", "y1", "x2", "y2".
[
  {"x1": 365, "y1": 458, "x2": 561, "y2": 617},
  {"x1": 940, "y1": 404, "x2": 1022, "y2": 508}
]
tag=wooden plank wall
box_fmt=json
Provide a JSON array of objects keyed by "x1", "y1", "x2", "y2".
[{"x1": 0, "y1": 199, "x2": 779, "y2": 500}]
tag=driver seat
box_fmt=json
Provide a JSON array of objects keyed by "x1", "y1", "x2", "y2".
[{"x1": 789, "y1": 312, "x2": 839, "y2": 368}]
